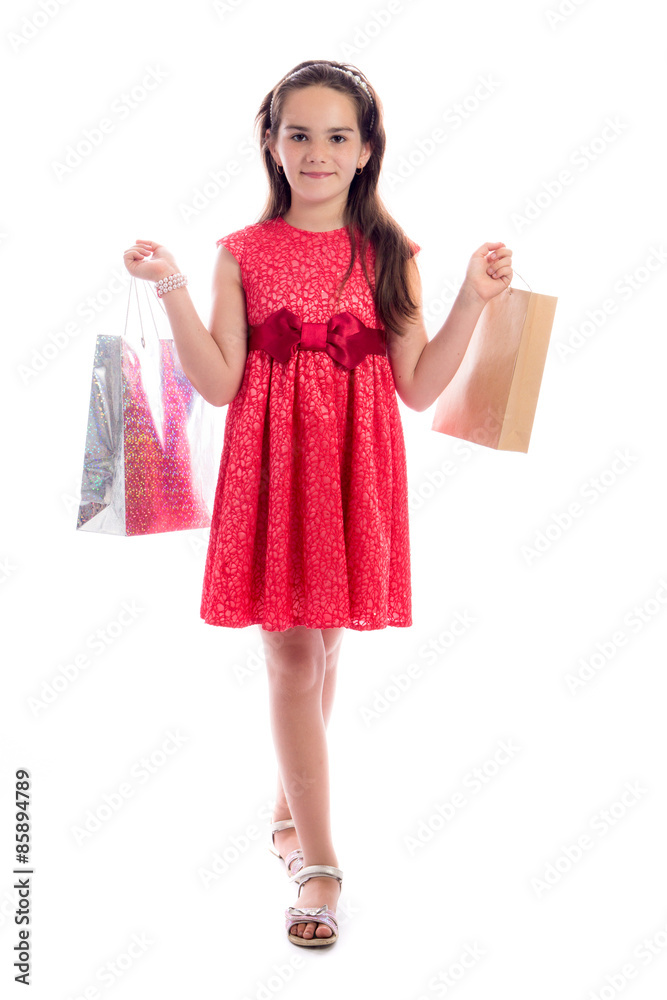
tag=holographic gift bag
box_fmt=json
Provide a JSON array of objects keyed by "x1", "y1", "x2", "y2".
[{"x1": 76, "y1": 277, "x2": 216, "y2": 535}]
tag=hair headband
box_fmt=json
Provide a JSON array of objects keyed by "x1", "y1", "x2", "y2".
[{"x1": 269, "y1": 64, "x2": 375, "y2": 133}]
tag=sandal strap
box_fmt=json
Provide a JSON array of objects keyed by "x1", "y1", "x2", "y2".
[
  {"x1": 268, "y1": 818, "x2": 297, "y2": 860},
  {"x1": 290, "y1": 864, "x2": 343, "y2": 890},
  {"x1": 285, "y1": 905, "x2": 338, "y2": 935},
  {"x1": 270, "y1": 818, "x2": 296, "y2": 836},
  {"x1": 284, "y1": 849, "x2": 304, "y2": 874},
  {"x1": 268, "y1": 820, "x2": 304, "y2": 874}
]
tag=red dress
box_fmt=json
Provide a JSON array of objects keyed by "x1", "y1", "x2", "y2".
[{"x1": 200, "y1": 215, "x2": 420, "y2": 632}]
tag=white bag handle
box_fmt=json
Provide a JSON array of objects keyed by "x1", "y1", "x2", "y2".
[
  {"x1": 508, "y1": 269, "x2": 532, "y2": 295},
  {"x1": 123, "y1": 275, "x2": 168, "y2": 349}
]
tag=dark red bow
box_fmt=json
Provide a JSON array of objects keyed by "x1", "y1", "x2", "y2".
[{"x1": 248, "y1": 307, "x2": 386, "y2": 369}]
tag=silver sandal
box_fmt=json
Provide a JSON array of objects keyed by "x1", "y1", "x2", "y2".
[
  {"x1": 268, "y1": 818, "x2": 304, "y2": 876},
  {"x1": 285, "y1": 864, "x2": 343, "y2": 947}
]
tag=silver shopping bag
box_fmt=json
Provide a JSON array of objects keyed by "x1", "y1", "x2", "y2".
[{"x1": 76, "y1": 277, "x2": 216, "y2": 535}]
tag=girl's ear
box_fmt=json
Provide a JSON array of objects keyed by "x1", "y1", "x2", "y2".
[
  {"x1": 265, "y1": 131, "x2": 279, "y2": 166},
  {"x1": 360, "y1": 141, "x2": 372, "y2": 168}
]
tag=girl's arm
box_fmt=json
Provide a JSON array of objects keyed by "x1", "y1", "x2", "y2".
[
  {"x1": 387, "y1": 242, "x2": 511, "y2": 412},
  {"x1": 160, "y1": 246, "x2": 248, "y2": 407},
  {"x1": 387, "y1": 256, "x2": 485, "y2": 413}
]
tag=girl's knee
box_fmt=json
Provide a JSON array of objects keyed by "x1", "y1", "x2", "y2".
[
  {"x1": 322, "y1": 626, "x2": 344, "y2": 662},
  {"x1": 261, "y1": 625, "x2": 325, "y2": 690}
]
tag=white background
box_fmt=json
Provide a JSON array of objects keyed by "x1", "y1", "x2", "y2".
[{"x1": 2, "y1": 0, "x2": 666, "y2": 996}]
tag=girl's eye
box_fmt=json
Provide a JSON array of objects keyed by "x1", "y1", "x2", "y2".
[{"x1": 289, "y1": 134, "x2": 347, "y2": 143}]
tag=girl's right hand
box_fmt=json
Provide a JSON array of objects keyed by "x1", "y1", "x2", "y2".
[{"x1": 123, "y1": 239, "x2": 180, "y2": 282}]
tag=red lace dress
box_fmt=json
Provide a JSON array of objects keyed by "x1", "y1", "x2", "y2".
[{"x1": 200, "y1": 215, "x2": 420, "y2": 632}]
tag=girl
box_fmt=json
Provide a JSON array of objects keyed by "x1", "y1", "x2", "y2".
[{"x1": 123, "y1": 59, "x2": 512, "y2": 948}]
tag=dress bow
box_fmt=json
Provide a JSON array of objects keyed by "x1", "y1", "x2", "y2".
[{"x1": 248, "y1": 307, "x2": 386, "y2": 369}]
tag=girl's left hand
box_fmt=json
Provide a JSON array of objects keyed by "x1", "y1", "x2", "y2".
[{"x1": 462, "y1": 242, "x2": 513, "y2": 305}]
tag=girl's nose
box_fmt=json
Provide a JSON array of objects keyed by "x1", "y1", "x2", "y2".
[{"x1": 306, "y1": 145, "x2": 328, "y2": 162}]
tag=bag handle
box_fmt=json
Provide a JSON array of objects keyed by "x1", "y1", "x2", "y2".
[
  {"x1": 508, "y1": 269, "x2": 532, "y2": 295},
  {"x1": 123, "y1": 275, "x2": 168, "y2": 349}
]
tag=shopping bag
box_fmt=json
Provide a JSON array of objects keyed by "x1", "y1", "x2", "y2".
[
  {"x1": 76, "y1": 276, "x2": 217, "y2": 535},
  {"x1": 431, "y1": 275, "x2": 557, "y2": 452}
]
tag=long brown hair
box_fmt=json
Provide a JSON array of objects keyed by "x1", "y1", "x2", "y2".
[{"x1": 255, "y1": 59, "x2": 419, "y2": 336}]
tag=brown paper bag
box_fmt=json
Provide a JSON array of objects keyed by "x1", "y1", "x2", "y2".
[{"x1": 431, "y1": 282, "x2": 557, "y2": 452}]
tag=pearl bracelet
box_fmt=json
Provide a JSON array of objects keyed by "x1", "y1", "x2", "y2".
[{"x1": 155, "y1": 272, "x2": 188, "y2": 298}]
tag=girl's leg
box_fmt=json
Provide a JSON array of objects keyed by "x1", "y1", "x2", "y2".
[
  {"x1": 261, "y1": 624, "x2": 345, "y2": 940},
  {"x1": 271, "y1": 626, "x2": 344, "y2": 820}
]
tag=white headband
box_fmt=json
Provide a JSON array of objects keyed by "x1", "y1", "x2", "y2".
[{"x1": 269, "y1": 64, "x2": 375, "y2": 133}]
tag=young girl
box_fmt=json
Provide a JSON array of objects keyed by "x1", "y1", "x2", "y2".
[{"x1": 123, "y1": 59, "x2": 512, "y2": 948}]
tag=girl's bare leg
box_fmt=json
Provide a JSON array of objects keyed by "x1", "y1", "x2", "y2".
[
  {"x1": 271, "y1": 625, "x2": 343, "y2": 814},
  {"x1": 261, "y1": 624, "x2": 344, "y2": 940}
]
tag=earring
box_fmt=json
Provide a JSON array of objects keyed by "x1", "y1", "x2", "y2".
[
  {"x1": 276, "y1": 164, "x2": 284, "y2": 174},
  {"x1": 355, "y1": 165, "x2": 363, "y2": 175}
]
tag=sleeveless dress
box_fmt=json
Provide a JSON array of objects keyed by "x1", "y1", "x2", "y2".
[{"x1": 199, "y1": 215, "x2": 420, "y2": 632}]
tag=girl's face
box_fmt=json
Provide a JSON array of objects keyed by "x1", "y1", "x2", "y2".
[{"x1": 267, "y1": 85, "x2": 371, "y2": 212}]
